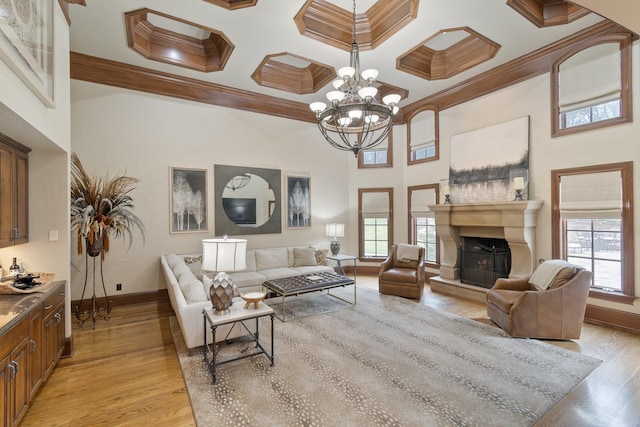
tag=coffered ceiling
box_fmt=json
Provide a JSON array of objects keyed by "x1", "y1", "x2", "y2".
[{"x1": 68, "y1": 0, "x2": 606, "y2": 120}]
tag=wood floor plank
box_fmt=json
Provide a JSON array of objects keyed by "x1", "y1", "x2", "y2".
[{"x1": 21, "y1": 276, "x2": 640, "y2": 426}]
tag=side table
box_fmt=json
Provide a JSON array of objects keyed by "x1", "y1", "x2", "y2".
[
  {"x1": 326, "y1": 253, "x2": 357, "y2": 282},
  {"x1": 202, "y1": 301, "x2": 274, "y2": 384}
]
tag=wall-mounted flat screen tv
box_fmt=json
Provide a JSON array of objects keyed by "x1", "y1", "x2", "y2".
[{"x1": 222, "y1": 198, "x2": 257, "y2": 225}]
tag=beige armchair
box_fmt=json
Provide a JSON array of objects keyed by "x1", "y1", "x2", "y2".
[
  {"x1": 486, "y1": 261, "x2": 592, "y2": 339},
  {"x1": 379, "y1": 244, "x2": 425, "y2": 299}
]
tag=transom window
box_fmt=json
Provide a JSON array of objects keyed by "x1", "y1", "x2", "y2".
[
  {"x1": 551, "y1": 35, "x2": 632, "y2": 137},
  {"x1": 358, "y1": 188, "x2": 393, "y2": 260},
  {"x1": 358, "y1": 131, "x2": 392, "y2": 168}
]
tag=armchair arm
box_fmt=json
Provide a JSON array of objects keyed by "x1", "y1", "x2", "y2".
[
  {"x1": 379, "y1": 252, "x2": 395, "y2": 273},
  {"x1": 491, "y1": 277, "x2": 531, "y2": 291}
]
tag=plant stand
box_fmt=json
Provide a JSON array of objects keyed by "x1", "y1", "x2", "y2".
[{"x1": 75, "y1": 251, "x2": 112, "y2": 328}]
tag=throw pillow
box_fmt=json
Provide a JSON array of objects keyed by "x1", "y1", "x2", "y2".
[
  {"x1": 315, "y1": 248, "x2": 329, "y2": 266},
  {"x1": 184, "y1": 255, "x2": 203, "y2": 280},
  {"x1": 294, "y1": 247, "x2": 317, "y2": 267}
]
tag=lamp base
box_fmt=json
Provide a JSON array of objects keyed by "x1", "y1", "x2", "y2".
[
  {"x1": 210, "y1": 272, "x2": 236, "y2": 315},
  {"x1": 330, "y1": 238, "x2": 341, "y2": 256},
  {"x1": 514, "y1": 189, "x2": 524, "y2": 201}
]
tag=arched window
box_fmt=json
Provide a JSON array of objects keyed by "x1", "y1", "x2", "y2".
[{"x1": 407, "y1": 108, "x2": 439, "y2": 165}]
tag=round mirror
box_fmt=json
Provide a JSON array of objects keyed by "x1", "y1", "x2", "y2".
[{"x1": 221, "y1": 173, "x2": 275, "y2": 228}]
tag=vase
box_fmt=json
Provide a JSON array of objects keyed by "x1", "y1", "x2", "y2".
[
  {"x1": 209, "y1": 272, "x2": 236, "y2": 315},
  {"x1": 86, "y1": 236, "x2": 103, "y2": 258}
]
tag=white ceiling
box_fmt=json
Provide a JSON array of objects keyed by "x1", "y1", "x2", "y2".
[{"x1": 68, "y1": 1, "x2": 604, "y2": 109}]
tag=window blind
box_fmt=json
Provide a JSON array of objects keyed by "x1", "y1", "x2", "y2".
[
  {"x1": 560, "y1": 171, "x2": 621, "y2": 219},
  {"x1": 410, "y1": 110, "x2": 436, "y2": 150},
  {"x1": 362, "y1": 192, "x2": 390, "y2": 218},
  {"x1": 559, "y1": 43, "x2": 621, "y2": 113},
  {"x1": 410, "y1": 188, "x2": 436, "y2": 215}
]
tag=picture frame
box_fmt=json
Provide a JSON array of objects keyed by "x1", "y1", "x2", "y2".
[
  {"x1": 170, "y1": 167, "x2": 208, "y2": 233},
  {"x1": 286, "y1": 175, "x2": 311, "y2": 228},
  {"x1": 0, "y1": 0, "x2": 55, "y2": 106}
]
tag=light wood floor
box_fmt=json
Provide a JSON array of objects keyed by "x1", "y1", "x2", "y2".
[{"x1": 22, "y1": 276, "x2": 640, "y2": 426}]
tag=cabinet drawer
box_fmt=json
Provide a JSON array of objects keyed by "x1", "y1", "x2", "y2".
[
  {"x1": 0, "y1": 314, "x2": 28, "y2": 357},
  {"x1": 42, "y1": 285, "x2": 65, "y2": 316}
]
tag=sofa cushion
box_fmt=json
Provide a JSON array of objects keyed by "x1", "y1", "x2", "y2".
[
  {"x1": 256, "y1": 248, "x2": 289, "y2": 271},
  {"x1": 176, "y1": 265, "x2": 208, "y2": 303},
  {"x1": 184, "y1": 255, "x2": 203, "y2": 280},
  {"x1": 260, "y1": 267, "x2": 300, "y2": 281},
  {"x1": 292, "y1": 265, "x2": 334, "y2": 275},
  {"x1": 166, "y1": 254, "x2": 183, "y2": 269},
  {"x1": 172, "y1": 263, "x2": 193, "y2": 281},
  {"x1": 293, "y1": 247, "x2": 317, "y2": 267},
  {"x1": 381, "y1": 267, "x2": 417, "y2": 284},
  {"x1": 243, "y1": 249, "x2": 257, "y2": 272},
  {"x1": 231, "y1": 271, "x2": 267, "y2": 289}
]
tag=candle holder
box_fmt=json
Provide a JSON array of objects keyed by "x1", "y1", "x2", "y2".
[
  {"x1": 440, "y1": 178, "x2": 451, "y2": 204},
  {"x1": 509, "y1": 168, "x2": 528, "y2": 201}
]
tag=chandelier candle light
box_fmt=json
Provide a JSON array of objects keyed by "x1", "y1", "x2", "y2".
[
  {"x1": 226, "y1": 173, "x2": 251, "y2": 191},
  {"x1": 309, "y1": 0, "x2": 401, "y2": 157},
  {"x1": 202, "y1": 236, "x2": 247, "y2": 315},
  {"x1": 326, "y1": 223, "x2": 345, "y2": 255}
]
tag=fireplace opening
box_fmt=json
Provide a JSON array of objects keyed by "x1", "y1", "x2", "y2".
[{"x1": 459, "y1": 237, "x2": 511, "y2": 289}]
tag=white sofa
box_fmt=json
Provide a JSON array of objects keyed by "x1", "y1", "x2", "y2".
[{"x1": 161, "y1": 246, "x2": 333, "y2": 350}]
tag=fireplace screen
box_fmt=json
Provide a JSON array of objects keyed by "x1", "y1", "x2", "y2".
[{"x1": 459, "y1": 237, "x2": 511, "y2": 288}]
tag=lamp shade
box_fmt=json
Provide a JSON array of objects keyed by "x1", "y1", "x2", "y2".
[
  {"x1": 325, "y1": 223, "x2": 345, "y2": 238},
  {"x1": 202, "y1": 237, "x2": 247, "y2": 272}
]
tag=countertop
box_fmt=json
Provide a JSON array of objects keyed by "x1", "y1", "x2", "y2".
[{"x1": 0, "y1": 280, "x2": 66, "y2": 336}]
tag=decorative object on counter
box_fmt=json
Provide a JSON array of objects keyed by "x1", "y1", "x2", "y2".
[
  {"x1": 326, "y1": 223, "x2": 345, "y2": 255},
  {"x1": 240, "y1": 291, "x2": 266, "y2": 309},
  {"x1": 0, "y1": 272, "x2": 53, "y2": 294},
  {"x1": 202, "y1": 236, "x2": 247, "y2": 315},
  {"x1": 440, "y1": 178, "x2": 451, "y2": 204},
  {"x1": 70, "y1": 152, "x2": 146, "y2": 327},
  {"x1": 8, "y1": 257, "x2": 21, "y2": 276},
  {"x1": 510, "y1": 168, "x2": 528, "y2": 201}
]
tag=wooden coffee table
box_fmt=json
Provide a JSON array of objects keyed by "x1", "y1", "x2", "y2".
[{"x1": 263, "y1": 271, "x2": 355, "y2": 321}]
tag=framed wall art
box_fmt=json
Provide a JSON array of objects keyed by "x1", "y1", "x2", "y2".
[
  {"x1": 286, "y1": 175, "x2": 311, "y2": 228},
  {"x1": 0, "y1": 0, "x2": 55, "y2": 106},
  {"x1": 170, "y1": 167, "x2": 208, "y2": 233}
]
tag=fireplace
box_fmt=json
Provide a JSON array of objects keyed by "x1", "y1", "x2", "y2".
[
  {"x1": 428, "y1": 201, "x2": 543, "y2": 301},
  {"x1": 459, "y1": 237, "x2": 511, "y2": 288}
]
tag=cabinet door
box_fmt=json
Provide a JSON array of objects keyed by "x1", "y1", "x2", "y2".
[
  {"x1": 10, "y1": 338, "x2": 29, "y2": 427},
  {"x1": 12, "y1": 150, "x2": 28, "y2": 246},
  {"x1": 43, "y1": 311, "x2": 57, "y2": 379},
  {"x1": 0, "y1": 145, "x2": 12, "y2": 247},
  {"x1": 28, "y1": 309, "x2": 43, "y2": 400},
  {"x1": 0, "y1": 354, "x2": 9, "y2": 427}
]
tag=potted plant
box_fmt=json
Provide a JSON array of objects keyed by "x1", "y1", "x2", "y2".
[{"x1": 70, "y1": 153, "x2": 145, "y2": 258}]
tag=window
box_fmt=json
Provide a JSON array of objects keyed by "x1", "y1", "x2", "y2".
[
  {"x1": 408, "y1": 184, "x2": 439, "y2": 266},
  {"x1": 358, "y1": 130, "x2": 392, "y2": 168},
  {"x1": 358, "y1": 188, "x2": 393, "y2": 260},
  {"x1": 551, "y1": 34, "x2": 632, "y2": 137},
  {"x1": 407, "y1": 108, "x2": 439, "y2": 165},
  {"x1": 552, "y1": 162, "x2": 634, "y2": 302}
]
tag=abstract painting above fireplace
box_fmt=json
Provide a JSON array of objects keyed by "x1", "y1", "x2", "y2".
[{"x1": 449, "y1": 116, "x2": 529, "y2": 203}]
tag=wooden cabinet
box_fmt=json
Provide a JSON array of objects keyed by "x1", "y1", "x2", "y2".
[
  {"x1": 0, "y1": 317, "x2": 30, "y2": 427},
  {"x1": 0, "y1": 281, "x2": 65, "y2": 426},
  {"x1": 42, "y1": 289, "x2": 65, "y2": 378},
  {"x1": 0, "y1": 133, "x2": 30, "y2": 249}
]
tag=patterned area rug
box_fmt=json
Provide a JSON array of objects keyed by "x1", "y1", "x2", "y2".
[{"x1": 172, "y1": 287, "x2": 601, "y2": 427}]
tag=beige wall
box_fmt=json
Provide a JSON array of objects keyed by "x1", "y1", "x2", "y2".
[
  {"x1": 0, "y1": 5, "x2": 72, "y2": 335},
  {"x1": 69, "y1": 81, "x2": 350, "y2": 300}
]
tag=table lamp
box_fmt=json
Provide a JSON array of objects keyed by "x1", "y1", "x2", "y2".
[
  {"x1": 326, "y1": 223, "x2": 345, "y2": 255},
  {"x1": 202, "y1": 236, "x2": 247, "y2": 315}
]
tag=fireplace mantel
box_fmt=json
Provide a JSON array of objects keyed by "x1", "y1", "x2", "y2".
[{"x1": 428, "y1": 201, "x2": 543, "y2": 301}]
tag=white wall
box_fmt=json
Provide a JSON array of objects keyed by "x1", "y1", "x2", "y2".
[{"x1": 70, "y1": 81, "x2": 350, "y2": 300}]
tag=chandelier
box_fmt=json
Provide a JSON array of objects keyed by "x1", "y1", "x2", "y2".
[
  {"x1": 309, "y1": 0, "x2": 401, "y2": 157},
  {"x1": 226, "y1": 173, "x2": 251, "y2": 191}
]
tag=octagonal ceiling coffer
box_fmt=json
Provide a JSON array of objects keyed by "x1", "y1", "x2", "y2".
[
  {"x1": 202, "y1": 0, "x2": 258, "y2": 10},
  {"x1": 396, "y1": 27, "x2": 500, "y2": 81},
  {"x1": 294, "y1": 0, "x2": 418, "y2": 52},
  {"x1": 252, "y1": 53, "x2": 335, "y2": 95},
  {"x1": 125, "y1": 8, "x2": 234, "y2": 73},
  {"x1": 506, "y1": 0, "x2": 590, "y2": 28}
]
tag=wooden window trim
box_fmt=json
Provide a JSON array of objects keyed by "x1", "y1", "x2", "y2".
[
  {"x1": 357, "y1": 130, "x2": 393, "y2": 168},
  {"x1": 358, "y1": 187, "x2": 394, "y2": 262},
  {"x1": 551, "y1": 161, "x2": 635, "y2": 300},
  {"x1": 407, "y1": 184, "x2": 440, "y2": 268},
  {"x1": 407, "y1": 107, "x2": 439, "y2": 166},
  {"x1": 551, "y1": 33, "x2": 633, "y2": 138}
]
